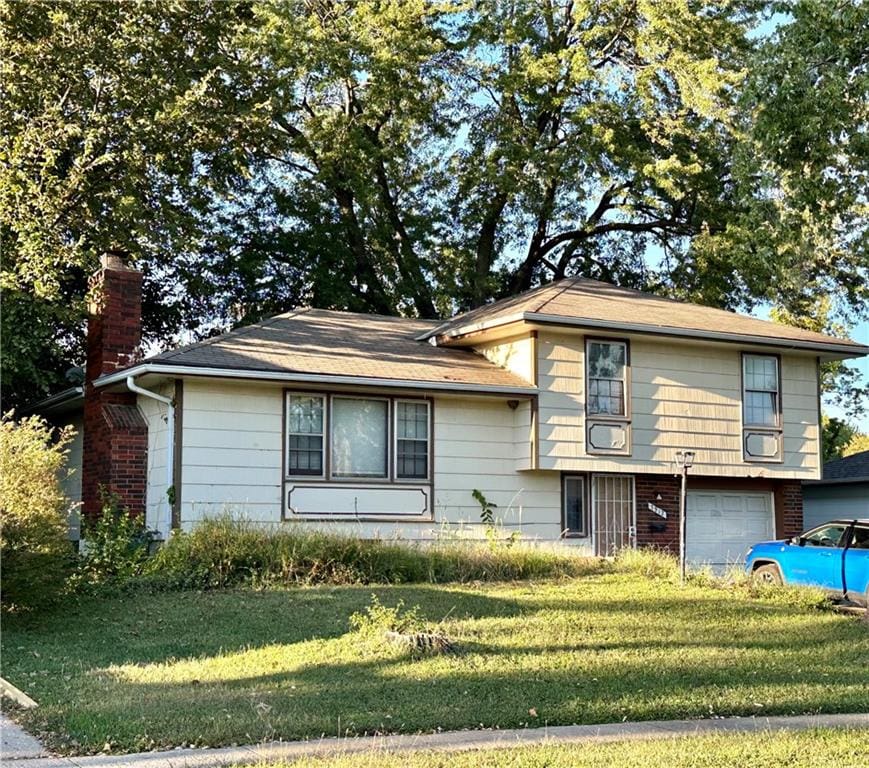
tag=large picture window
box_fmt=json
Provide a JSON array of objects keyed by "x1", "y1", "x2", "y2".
[
  {"x1": 743, "y1": 354, "x2": 780, "y2": 427},
  {"x1": 331, "y1": 397, "x2": 388, "y2": 478},
  {"x1": 587, "y1": 340, "x2": 628, "y2": 417},
  {"x1": 287, "y1": 394, "x2": 325, "y2": 476},
  {"x1": 286, "y1": 393, "x2": 431, "y2": 482},
  {"x1": 396, "y1": 401, "x2": 429, "y2": 479}
]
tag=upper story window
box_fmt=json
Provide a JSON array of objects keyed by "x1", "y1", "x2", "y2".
[
  {"x1": 287, "y1": 394, "x2": 325, "y2": 476},
  {"x1": 332, "y1": 397, "x2": 388, "y2": 478},
  {"x1": 742, "y1": 354, "x2": 780, "y2": 427},
  {"x1": 587, "y1": 340, "x2": 628, "y2": 417}
]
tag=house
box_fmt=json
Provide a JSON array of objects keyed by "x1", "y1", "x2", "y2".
[
  {"x1": 803, "y1": 450, "x2": 869, "y2": 529},
  {"x1": 38, "y1": 253, "x2": 869, "y2": 567}
]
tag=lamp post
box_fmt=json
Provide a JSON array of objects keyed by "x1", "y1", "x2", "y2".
[{"x1": 675, "y1": 450, "x2": 695, "y2": 585}]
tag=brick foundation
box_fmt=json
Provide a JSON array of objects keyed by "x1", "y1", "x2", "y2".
[{"x1": 81, "y1": 252, "x2": 147, "y2": 521}]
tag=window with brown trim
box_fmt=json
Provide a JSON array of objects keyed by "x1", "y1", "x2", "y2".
[
  {"x1": 287, "y1": 394, "x2": 325, "y2": 476},
  {"x1": 395, "y1": 400, "x2": 429, "y2": 479},
  {"x1": 285, "y1": 392, "x2": 432, "y2": 483},
  {"x1": 562, "y1": 475, "x2": 587, "y2": 537},
  {"x1": 587, "y1": 340, "x2": 628, "y2": 417},
  {"x1": 742, "y1": 354, "x2": 780, "y2": 427}
]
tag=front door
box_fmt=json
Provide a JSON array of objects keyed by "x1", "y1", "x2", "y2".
[{"x1": 592, "y1": 475, "x2": 635, "y2": 557}]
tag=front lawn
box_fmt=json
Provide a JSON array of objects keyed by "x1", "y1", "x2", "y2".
[
  {"x1": 250, "y1": 728, "x2": 869, "y2": 768},
  {"x1": 2, "y1": 572, "x2": 867, "y2": 754}
]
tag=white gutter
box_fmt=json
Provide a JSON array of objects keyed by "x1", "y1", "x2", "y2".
[
  {"x1": 429, "y1": 311, "x2": 869, "y2": 358},
  {"x1": 93, "y1": 364, "x2": 536, "y2": 397},
  {"x1": 126, "y1": 375, "x2": 174, "y2": 535}
]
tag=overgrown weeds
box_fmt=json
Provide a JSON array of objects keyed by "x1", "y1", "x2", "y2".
[{"x1": 140, "y1": 516, "x2": 602, "y2": 590}]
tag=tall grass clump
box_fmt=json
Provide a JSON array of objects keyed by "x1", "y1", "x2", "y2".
[
  {"x1": 143, "y1": 517, "x2": 602, "y2": 589},
  {"x1": 612, "y1": 546, "x2": 679, "y2": 580}
]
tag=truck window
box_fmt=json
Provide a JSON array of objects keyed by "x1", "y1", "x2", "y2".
[
  {"x1": 848, "y1": 526, "x2": 869, "y2": 550},
  {"x1": 803, "y1": 525, "x2": 849, "y2": 547}
]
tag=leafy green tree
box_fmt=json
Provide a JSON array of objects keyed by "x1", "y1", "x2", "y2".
[
  {"x1": 821, "y1": 416, "x2": 858, "y2": 464},
  {"x1": 736, "y1": 0, "x2": 868, "y2": 320},
  {"x1": 0, "y1": 0, "x2": 258, "y2": 406},
  {"x1": 3, "y1": 0, "x2": 867, "y2": 420},
  {"x1": 843, "y1": 433, "x2": 869, "y2": 458}
]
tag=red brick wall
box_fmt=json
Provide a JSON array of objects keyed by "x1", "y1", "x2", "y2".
[
  {"x1": 632, "y1": 474, "x2": 804, "y2": 552},
  {"x1": 777, "y1": 480, "x2": 804, "y2": 538},
  {"x1": 635, "y1": 474, "x2": 682, "y2": 552},
  {"x1": 81, "y1": 254, "x2": 147, "y2": 521}
]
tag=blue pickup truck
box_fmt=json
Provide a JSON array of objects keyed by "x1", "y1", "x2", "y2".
[{"x1": 745, "y1": 519, "x2": 869, "y2": 606}]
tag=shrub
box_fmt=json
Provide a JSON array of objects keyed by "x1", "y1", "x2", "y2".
[
  {"x1": 349, "y1": 594, "x2": 424, "y2": 636},
  {"x1": 74, "y1": 490, "x2": 155, "y2": 588},
  {"x1": 142, "y1": 516, "x2": 601, "y2": 590},
  {"x1": 0, "y1": 413, "x2": 76, "y2": 610}
]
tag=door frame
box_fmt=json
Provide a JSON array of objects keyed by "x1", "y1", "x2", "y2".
[{"x1": 590, "y1": 473, "x2": 637, "y2": 557}]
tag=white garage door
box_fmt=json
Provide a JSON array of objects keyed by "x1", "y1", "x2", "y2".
[{"x1": 686, "y1": 491, "x2": 774, "y2": 568}]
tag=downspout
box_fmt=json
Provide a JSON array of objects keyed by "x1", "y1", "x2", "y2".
[{"x1": 126, "y1": 375, "x2": 174, "y2": 535}]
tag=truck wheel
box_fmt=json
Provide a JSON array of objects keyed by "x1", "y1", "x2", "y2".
[{"x1": 753, "y1": 564, "x2": 783, "y2": 586}]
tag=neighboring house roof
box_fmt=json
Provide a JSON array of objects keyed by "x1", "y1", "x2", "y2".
[
  {"x1": 25, "y1": 386, "x2": 83, "y2": 416},
  {"x1": 423, "y1": 278, "x2": 868, "y2": 356},
  {"x1": 95, "y1": 308, "x2": 535, "y2": 395},
  {"x1": 805, "y1": 450, "x2": 869, "y2": 486}
]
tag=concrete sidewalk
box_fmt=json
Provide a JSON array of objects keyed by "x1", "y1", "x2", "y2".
[
  {"x1": 1, "y1": 713, "x2": 47, "y2": 760},
  {"x1": 4, "y1": 713, "x2": 867, "y2": 768}
]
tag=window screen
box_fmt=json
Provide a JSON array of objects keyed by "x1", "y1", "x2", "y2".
[
  {"x1": 396, "y1": 401, "x2": 429, "y2": 479},
  {"x1": 331, "y1": 397, "x2": 388, "y2": 477}
]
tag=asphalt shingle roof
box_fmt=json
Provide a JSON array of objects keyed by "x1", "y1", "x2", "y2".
[
  {"x1": 822, "y1": 450, "x2": 869, "y2": 482},
  {"x1": 149, "y1": 308, "x2": 533, "y2": 390},
  {"x1": 428, "y1": 278, "x2": 867, "y2": 352}
]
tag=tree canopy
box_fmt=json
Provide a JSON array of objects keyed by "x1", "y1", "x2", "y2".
[{"x1": 2, "y1": 0, "x2": 866, "y2": 414}]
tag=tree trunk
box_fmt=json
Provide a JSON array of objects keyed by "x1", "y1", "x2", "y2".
[
  {"x1": 472, "y1": 193, "x2": 508, "y2": 307},
  {"x1": 332, "y1": 186, "x2": 393, "y2": 315}
]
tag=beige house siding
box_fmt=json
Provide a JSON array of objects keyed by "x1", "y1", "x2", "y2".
[
  {"x1": 176, "y1": 380, "x2": 284, "y2": 530},
  {"x1": 474, "y1": 334, "x2": 536, "y2": 469},
  {"x1": 140, "y1": 383, "x2": 174, "y2": 534},
  {"x1": 532, "y1": 330, "x2": 820, "y2": 479},
  {"x1": 166, "y1": 380, "x2": 576, "y2": 545}
]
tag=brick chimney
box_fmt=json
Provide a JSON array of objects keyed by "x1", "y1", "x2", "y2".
[{"x1": 81, "y1": 251, "x2": 148, "y2": 521}]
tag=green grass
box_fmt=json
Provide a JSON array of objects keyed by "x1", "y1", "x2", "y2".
[
  {"x1": 249, "y1": 729, "x2": 869, "y2": 768},
  {"x1": 2, "y1": 572, "x2": 867, "y2": 755}
]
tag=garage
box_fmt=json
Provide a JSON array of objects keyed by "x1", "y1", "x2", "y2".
[{"x1": 686, "y1": 491, "x2": 775, "y2": 568}]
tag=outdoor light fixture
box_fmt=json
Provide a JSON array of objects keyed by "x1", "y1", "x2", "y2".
[
  {"x1": 675, "y1": 450, "x2": 696, "y2": 584},
  {"x1": 675, "y1": 450, "x2": 695, "y2": 469}
]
